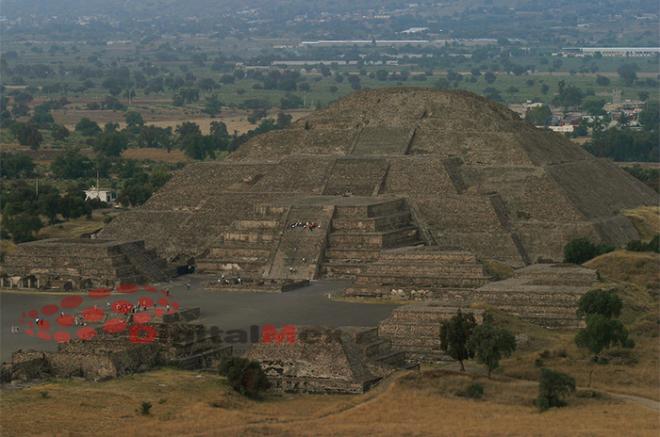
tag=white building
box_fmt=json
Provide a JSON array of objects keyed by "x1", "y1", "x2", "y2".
[
  {"x1": 84, "y1": 186, "x2": 117, "y2": 204},
  {"x1": 546, "y1": 125, "x2": 575, "y2": 133}
]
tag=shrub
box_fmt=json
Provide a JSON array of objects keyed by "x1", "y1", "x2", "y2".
[
  {"x1": 457, "y1": 382, "x2": 484, "y2": 399},
  {"x1": 626, "y1": 235, "x2": 660, "y2": 253},
  {"x1": 564, "y1": 238, "x2": 613, "y2": 264},
  {"x1": 140, "y1": 401, "x2": 152, "y2": 415},
  {"x1": 577, "y1": 289, "x2": 623, "y2": 319},
  {"x1": 536, "y1": 368, "x2": 576, "y2": 411},
  {"x1": 219, "y1": 357, "x2": 270, "y2": 399}
]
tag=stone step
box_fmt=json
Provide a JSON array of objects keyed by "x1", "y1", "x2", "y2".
[
  {"x1": 331, "y1": 211, "x2": 411, "y2": 232},
  {"x1": 320, "y1": 263, "x2": 369, "y2": 277},
  {"x1": 222, "y1": 230, "x2": 278, "y2": 243},
  {"x1": 346, "y1": 286, "x2": 476, "y2": 302},
  {"x1": 328, "y1": 226, "x2": 419, "y2": 248},
  {"x1": 324, "y1": 248, "x2": 382, "y2": 262},
  {"x1": 361, "y1": 263, "x2": 486, "y2": 276},
  {"x1": 208, "y1": 245, "x2": 273, "y2": 259},
  {"x1": 333, "y1": 199, "x2": 406, "y2": 219},
  {"x1": 377, "y1": 251, "x2": 478, "y2": 263},
  {"x1": 233, "y1": 219, "x2": 280, "y2": 230},
  {"x1": 354, "y1": 273, "x2": 490, "y2": 288}
]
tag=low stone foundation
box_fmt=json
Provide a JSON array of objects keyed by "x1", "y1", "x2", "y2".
[{"x1": 1, "y1": 318, "x2": 232, "y2": 383}]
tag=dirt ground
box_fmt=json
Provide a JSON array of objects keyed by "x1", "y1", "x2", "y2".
[
  {"x1": 121, "y1": 148, "x2": 190, "y2": 163},
  {"x1": 1, "y1": 368, "x2": 658, "y2": 437}
]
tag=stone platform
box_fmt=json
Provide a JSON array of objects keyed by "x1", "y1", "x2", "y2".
[
  {"x1": 344, "y1": 247, "x2": 490, "y2": 299},
  {"x1": 377, "y1": 263, "x2": 600, "y2": 361},
  {"x1": 0, "y1": 238, "x2": 171, "y2": 291},
  {"x1": 244, "y1": 325, "x2": 415, "y2": 394}
]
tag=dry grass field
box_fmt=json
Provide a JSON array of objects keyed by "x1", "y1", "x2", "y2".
[
  {"x1": 1, "y1": 368, "x2": 657, "y2": 437},
  {"x1": 624, "y1": 206, "x2": 660, "y2": 241}
]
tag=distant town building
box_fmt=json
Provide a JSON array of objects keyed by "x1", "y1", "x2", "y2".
[
  {"x1": 561, "y1": 47, "x2": 660, "y2": 57},
  {"x1": 84, "y1": 186, "x2": 117, "y2": 204},
  {"x1": 400, "y1": 27, "x2": 429, "y2": 34},
  {"x1": 546, "y1": 125, "x2": 575, "y2": 133}
]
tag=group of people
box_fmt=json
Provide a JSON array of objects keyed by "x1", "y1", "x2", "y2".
[
  {"x1": 216, "y1": 274, "x2": 243, "y2": 285},
  {"x1": 288, "y1": 221, "x2": 320, "y2": 231}
]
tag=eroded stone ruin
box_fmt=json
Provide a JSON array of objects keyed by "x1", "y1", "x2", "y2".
[
  {"x1": 2, "y1": 316, "x2": 232, "y2": 383},
  {"x1": 244, "y1": 326, "x2": 415, "y2": 394},
  {"x1": 378, "y1": 264, "x2": 599, "y2": 360},
  {"x1": 1, "y1": 238, "x2": 170, "y2": 291}
]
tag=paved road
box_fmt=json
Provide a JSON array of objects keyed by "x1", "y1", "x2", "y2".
[{"x1": 0, "y1": 275, "x2": 399, "y2": 362}]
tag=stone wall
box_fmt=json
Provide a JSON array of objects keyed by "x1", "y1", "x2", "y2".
[{"x1": 1, "y1": 239, "x2": 170, "y2": 291}]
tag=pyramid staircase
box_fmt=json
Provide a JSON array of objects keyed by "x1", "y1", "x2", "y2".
[
  {"x1": 196, "y1": 205, "x2": 288, "y2": 281},
  {"x1": 321, "y1": 198, "x2": 423, "y2": 278}
]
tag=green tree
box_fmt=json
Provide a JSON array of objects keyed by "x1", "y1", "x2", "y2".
[
  {"x1": 94, "y1": 131, "x2": 128, "y2": 157},
  {"x1": 118, "y1": 179, "x2": 153, "y2": 206},
  {"x1": 137, "y1": 126, "x2": 174, "y2": 150},
  {"x1": 4, "y1": 212, "x2": 43, "y2": 242},
  {"x1": 617, "y1": 64, "x2": 638, "y2": 86},
  {"x1": 51, "y1": 124, "x2": 70, "y2": 141},
  {"x1": 638, "y1": 101, "x2": 659, "y2": 131},
  {"x1": 525, "y1": 105, "x2": 552, "y2": 126},
  {"x1": 124, "y1": 111, "x2": 144, "y2": 127},
  {"x1": 219, "y1": 357, "x2": 270, "y2": 399},
  {"x1": 202, "y1": 94, "x2": 222, "y2": 117},
  {"x1": 0, "y1": 153, "x2": 34, "y2": 178},
  {"x1": 440, "y1": 310, "x2": 477, "y2": 371},
  {"x1": 30, "y1": 106, "x2": 55, "y2": 128},
  {"x1": 280, "y1": 93, "x2": 303, "y2": 109},
  {"x1": 75, "y1": 117, "x2": 102, "y2": 136},
  {"x1": 467, "y1": 318, "x2": 516, "y2": 377},
  {"x1": 563, "y1": 238, "x2": 597, "y2": 264},
  {"x1": 12, "y1": 123, "x2": 43, "y2": 149},
  {"x1": 577, "y1": 290, "x2": 622, "y2": 319},
  {"x1": 575, "y1": 314, "x2": 631, "y2": 360},
  {"x1": 51, "y1": 148, "x2": 95, "y2": 179},
  {"x1": 484, "y1": 71, "x2": 496, "y2": 84},
  {"x1": 595, "y1": 75, "x2": 610, "y2": 86},
  {"x1": 536, "y1": 368, "x2": 576, "y2": 411},
  {"x1": 555, "y1": 84, "x2": 584, "y2": 109},
  {"x1": 581, "y1": 96, "x2": 607, "y2": 116}
]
